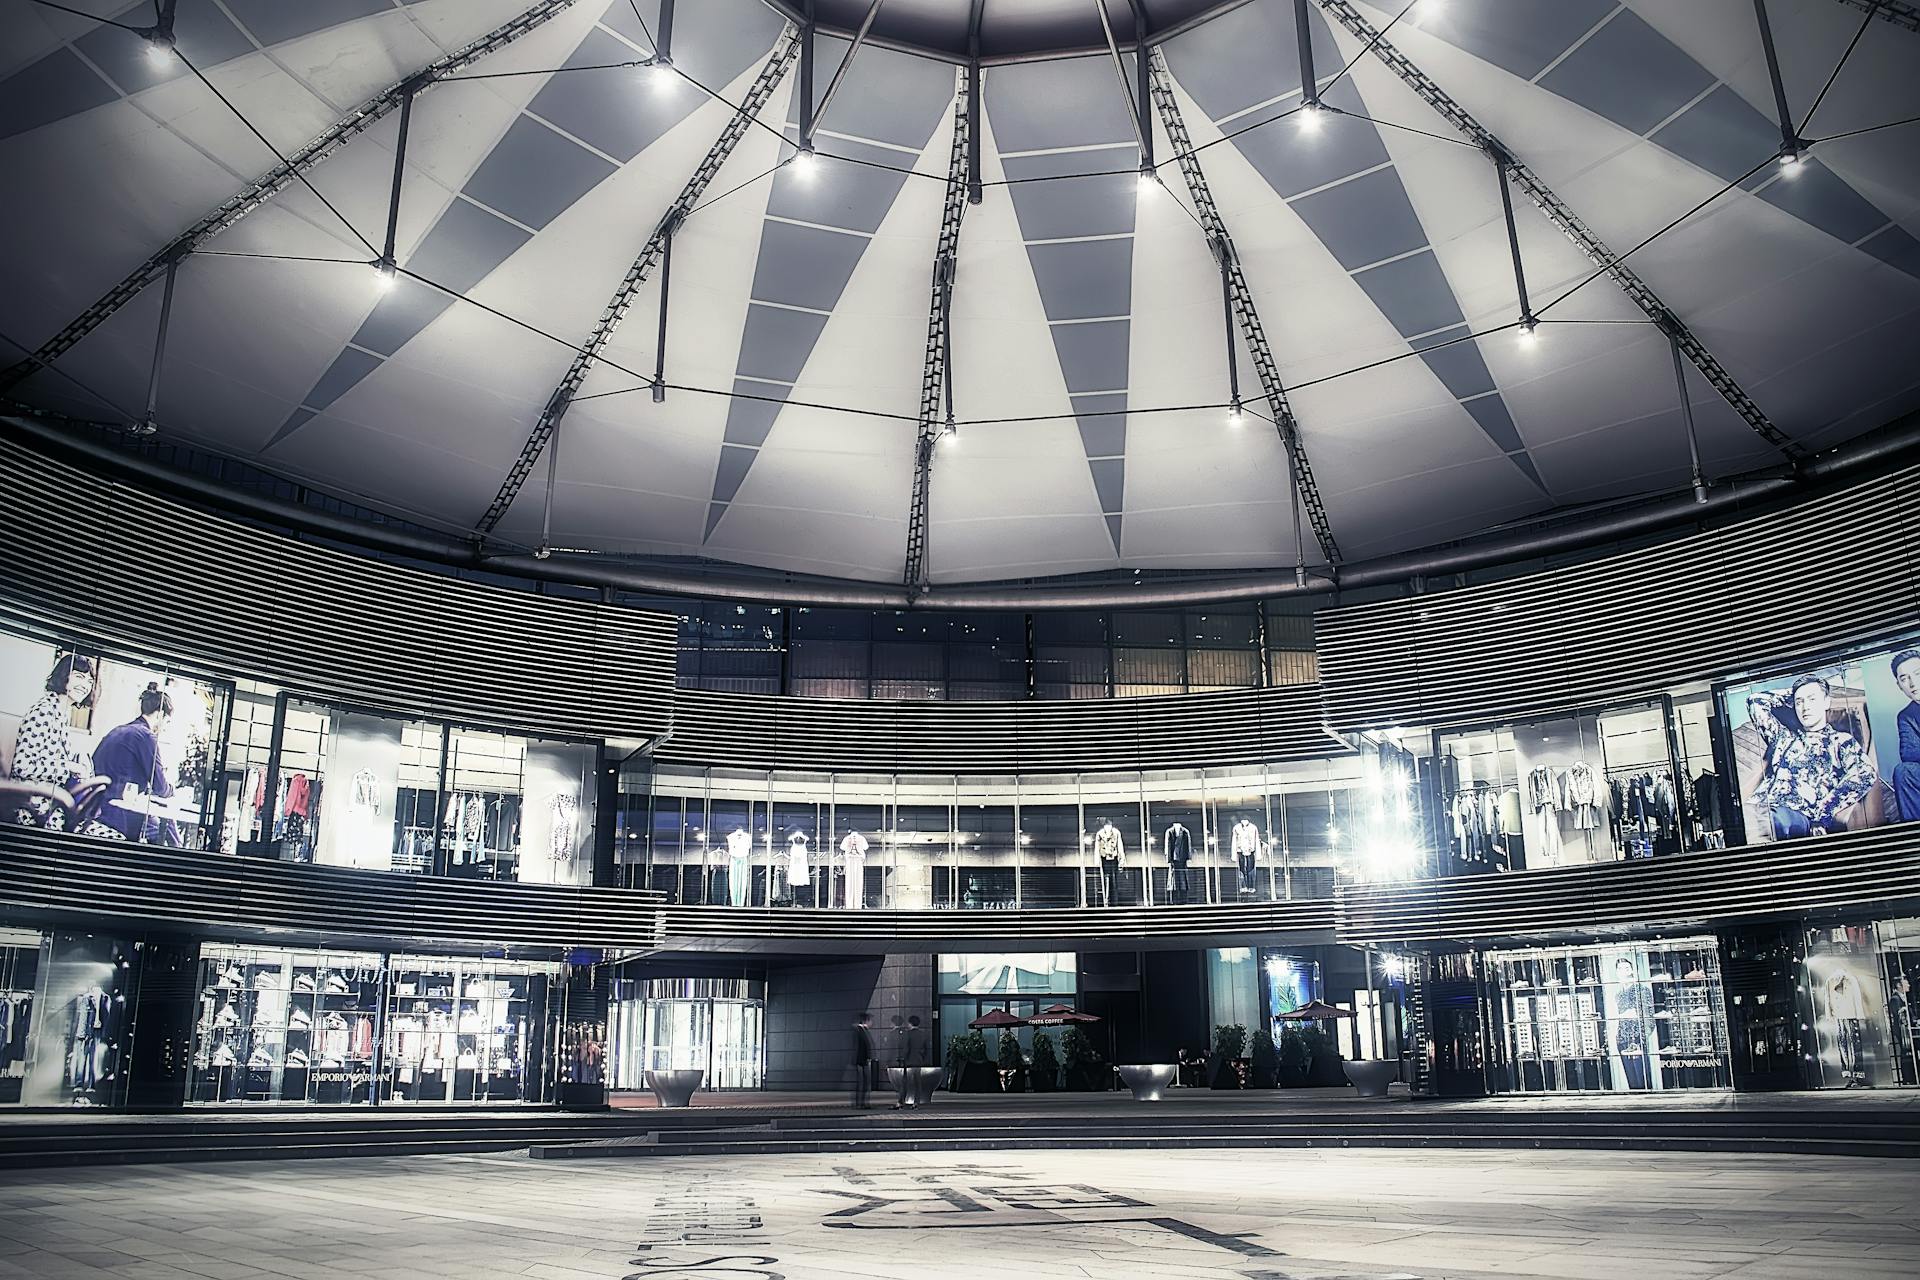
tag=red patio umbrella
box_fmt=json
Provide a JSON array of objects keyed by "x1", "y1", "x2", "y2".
[
  {"x1": 1027, "y1": 1003, "x2": 1100, "y2": 1025},
  {"x1": 968, "y1": 1008, "x2": 1029, "y2": 1029}
]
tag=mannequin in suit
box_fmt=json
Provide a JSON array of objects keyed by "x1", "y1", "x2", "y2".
[{"x1": 1164, "y1": 822, "x2": 1194, "y2": 904}]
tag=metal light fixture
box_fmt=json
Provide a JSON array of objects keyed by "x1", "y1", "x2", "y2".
[
  {"x1": 1516, "y1": 314, "x2": 1539, "y2": 345},
  {"x1": 1777, "y1": 140, "x2": 1806, "y2": 170},
  {"x1": 790, "y1": 146, "x2": 819, "y2": 179},
  {"x1": 1136, "y1": 166, "x2": 1159, "y2": 196},
  {"x1": 1298, "y1": 101, "x2": 1323, "y2": 132},
  {"x1": 372, "y1": 258, "x2": 397, "y2": 292},
  {"x1": 1227, "y1": 398, "x2": 1245, "y2": 428},
  {"x1": 144, "y1": 30, "x2": 176, "y2": 67},
  {"x1": 645, "y1": 57, "x2": 675, "y2": 95}
]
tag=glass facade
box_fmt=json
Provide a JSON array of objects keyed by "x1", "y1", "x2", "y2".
[
  {"x1": 935, "y1": 953, "x2": 1078, "y2": 1061},
  {"x1": 671, "y1": 602, "x2": 1317, "y2": 701},
  {"x1": 1484, "y1": 938, "x2": 1731, "y2": 1095},
  {"x1": 619, "y1": 759, "x2": 1370, "y2": 907},
  {"x1": 0, "y1": 929, "x2": 138, "y2": 1108},
  {"x1": 189, "y1": 942, "x2": 562, "y2": 1106},
  {"x1": 609, "y1": 978, "x2": 766, "y2": 1092}
]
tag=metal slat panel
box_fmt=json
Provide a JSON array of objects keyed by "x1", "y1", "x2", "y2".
[
  {"x1": 654, "y1": 685, "x2": 1345, "y2": 774},
  {"x1": 1316, "y1": 467, "x2": 1920, "y2": 730},
  {"x1": 1335, "y1": 822, "x2": 1920, "y2": 944},
  {"x1": 658, "y1": 897, "x2": 1335, "y2": 946},
  {"x1": 0, "y1": 438, "x2": 676, "y2": 740},
  {"x1": 0, "y1": 827, "x2": 665, "y2": 952}
]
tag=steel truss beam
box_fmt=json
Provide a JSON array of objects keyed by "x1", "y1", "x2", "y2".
[
  {"x1": 902, "y1": 86, "x2": 973, "y2": 590},
  {"x1": 0, "y1": 0, "x2": 581, "y2": 394},
  {"x1": 1831, "y1": 0, "x2": 1920, "y2": 31},
  {"x1": 1315, "y1": 0, "x2": 1803, "y2": 462},
  {"x1": 475, "y1": 28, "x2": 803, "y2": 535},
  {"x1": 1147, "y1": 50, "x2": 1340, "y2": 566}
]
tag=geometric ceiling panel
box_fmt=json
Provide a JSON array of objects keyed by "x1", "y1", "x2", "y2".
[{"x1": 7, "y1": 0, "x2": 1918, "y2": 587}]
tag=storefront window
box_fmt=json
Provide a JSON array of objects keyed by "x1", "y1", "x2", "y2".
[
  {"x1": 188, "y1": 944, "x2": 560, "y2": 1106},
  {"x1": 1485, "y1": 938, "x2": 1730, "y2": 1095},
  {"x1": 1, "y1": 627, "x2": 228, "y2": 849},
  {"x1": 935, "y1": 953, "x2": 1078, "y2": 1061},
  {"x1": 1081, "y1": 779, "x2": 1143, "y2": 907},
  {"x1": 829, "y1": 780, "x2": 888, "y2": 911},
  {"x1": 1209, "y1": 770, "x2": 1274, "y2": 901},
  {"x1": 1144, "y1": 776, "x2": 1206, "y2": 906},
  {"x1": 1, "y1": 929, "x2": 140, "y2": 1108},
  {"x1": 1433, "y1": 701, "x2": 1681, "y2": 874},
  {"x1": 1017, "y1": 783, "x2": 1079, "y2": 909},
  {"x1": 191, "y1": 943, "x2": 384, "y2": 1105},
  {"x1": 956, "y1": 784, "x2": 1016, "y2": 910},
  {"x1": 771, "y1": 785, "x2": 824, "y2": 908}
]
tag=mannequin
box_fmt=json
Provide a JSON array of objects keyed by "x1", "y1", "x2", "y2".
[
  {"x1": 1163, "y1": 822, "x2": 1193, "y2": 904},
  {"x1": 1093, "y1": 819, "x2": 1123, "y2": 907},
  {"x1": 1828, "y1": 970, "x2": 1869, "y2": 1085},
  {"x1": 786, "y1": 830, "x2": 812, "y2": 899},
  {"x1": 1230, "y1": 818, "x2": 1261, "y2": 896},
  {"x1": 726, "y1": 827, "x2": 752, "y2": 907},
  {"x1": 838, "y1": 830, "x2": 868, "y2": 910}
]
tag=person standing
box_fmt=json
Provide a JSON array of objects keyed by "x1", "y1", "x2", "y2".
[
  {"x1": 851, "y1": 1012, "x2": 875, "y2": 1108},
  {"x1": 893, "y1": 1014, "x2": 929, "y2": 1109}
]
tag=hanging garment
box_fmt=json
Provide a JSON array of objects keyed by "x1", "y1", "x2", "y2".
[
  {"x1": 347, "y1": 769, "x2": 379, "y2": 813},
  {"x1": 839, "y1": 831, "x2": 868, "y2": 910},
  {"x1": 1692, "y1": 771, "x2": 1724, "y2": 832},
  {"x1": 786, "y1": 834, "x2": 811, "y2": 887},
  {"x1": 549, "y1": 793, "x2": 578, "y2": 862},
  {"x1": 726, "y1": 828, "x2": 753, "y2": 907},
  {"x1": 1526, "y1": 766, "x2": 1562, "y2": 814},
  {"x1": 284, "y1": 773, "x2": 312, "y2": 819},
  {"x1": 1567, "y1": 761, "x2": 1602, "y2": 831},
  {"x1": 1498, "y1": 788, "x2": 1523, "y2": 836}
]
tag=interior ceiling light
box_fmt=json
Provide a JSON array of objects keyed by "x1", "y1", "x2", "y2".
[
  {"x1": 791, "y1": 146, "x2": 819, "y2": 179},
  {"x1": 1136, "y1": 166, "x2": 1158, "y2": 196},
  {"x1": 645, "y1": 57, "x2": 675, "y2": 94},
  {"x1": 1777, "y1": 140, "x2": 1807, "y2": 169},
  {"x1": 1298, "y1": 100, "x2": 1322, "y2": 132},
  {"x1": 1228, "y1": 398, "x2": 1245, "y2": 427},
  {"x1": 1516, "y1": 314, "x2": 1539, "y2": 345},
  {"x1": 372, "y1": 258, "x2": 397, "y2": 292},
  {"x1": 144, "y1": 30, "x2": 176, "y2": 67}
]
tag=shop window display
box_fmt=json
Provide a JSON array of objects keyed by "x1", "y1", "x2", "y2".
[
  {"x1": 188, "y1": 944, "x2": 560, "y2": 1106},
  {"x1": 1486, "y1": 939, "x2": 1730, "y2": 1094},
  {"x1": 1, "y1": 628, "x2": 228, "y2": 849},
  {"x1": 0, "y1": 929, "x2": 38, "y2": 1105},
  {"x1": 0, "y1": 931, "x2": 139, "y2": 1108},
  {"x1": 1434, "y1": 702, "x2": 1682, "y2": 874},
  {"x1": 1722, "y1": 637, "x2": 1920, "y2": 845},
  {"x1": 936, "y1": 953, "x2": 1078, "y2": 1062}
]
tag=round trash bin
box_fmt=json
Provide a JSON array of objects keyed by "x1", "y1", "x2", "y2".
[{"x1": 885, "y1": 1066, "x2": 945, "y2": 1106}]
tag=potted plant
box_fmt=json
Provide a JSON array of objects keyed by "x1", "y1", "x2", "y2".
[
  {"x1": 1248, "y1": 1028, "x2": 1280, "y2": 1089},
  {"x1": 957, "y1": 1030, "x2": 998, "y2": 1092},
  {"x1": 1060, "y1": 1026, "x2": 1109, "y2": 1091},
  {"x1": 1277, "y1": 1027, "x2": 1310, "y2": 1088},
  {"x1": 1301, "y1": 1026, "x2": 1346, "y2": 1087},
  {"x1": 1029, "y1": 1030, "x2": 1061, "y2": 1093},
  {"x1": 997, "y1": 1029, "x2": 1028, "y2": 1094},
  {"x1": 1210, "y1": 1023, "x2": 1247, "y2": 1089}
]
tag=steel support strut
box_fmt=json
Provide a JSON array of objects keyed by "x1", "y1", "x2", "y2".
[
  {"x1": 1829, "y1": 0, "x2": 1920, "y2": 32},
  {"x1": 475, "y1": 28, "x2": 802, "y2": 535},
  {"x1": 1147, "y1": 50, "x2": 1340, "y2": 567},
  {"x1": 903, "y1": 86, "x2": 973, "y2": 591},
  {"x1": 1314, "y1": 1, "x2": 1802, "y2": 462},
  {"x1": 0, "y1": 0, "x2": 581, "y2": 393}
]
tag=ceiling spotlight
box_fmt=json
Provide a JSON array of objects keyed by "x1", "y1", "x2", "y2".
[
  {"x1": 791, "y1": 146, "x2": 819, "y2": 179},
  {"x1": 1137, "y1": 166, "x2": 1159, "y2": 196},
  {"x1": 144, "y1": 29, "x2": 176, "y2": 67},
  {"x1": 372, "y1": 258, "x2": 397, "y2": 292},
  {"x1": 1777, "y1": 140, "x2": 1806, "y2": 170},
  {"x1": 1299, "y1": 100, "x2": 1323, "y2": 132},
  {"x1": 533, "y1": 545, "x2": 553, "y2": 561},
  {"x1": 1516, "y1": 314, "x2": 1539, "y2": 345},
  {"x1": 645, "y1": 57, "x2": 675, "y2": 94},
  {"x1": 940, "y1": 415, "x2": 958, "y2": 447},
  {"x1": 1227, "y1": 398, "x2": 1245, "y2": 428}
]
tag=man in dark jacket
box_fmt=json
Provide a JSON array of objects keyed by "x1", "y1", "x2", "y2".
[
  {"x1": 893, "y1": 1015, "x2": 930, "y2": 1108},
  {"x1": 851, "y1": 1012, "x2": 875, "y2": 1108}
]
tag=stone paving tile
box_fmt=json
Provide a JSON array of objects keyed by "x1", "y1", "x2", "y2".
[{"x1": 4, "y1": 1148, "x2": 1918, "y2": 1279}]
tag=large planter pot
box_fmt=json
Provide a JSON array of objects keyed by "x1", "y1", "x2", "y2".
[
  {"x1": 954, "y1": 1060, "x2": 1000, "y2": 1093},
  {"x1": 645, "y1": 1069, "x2": 704, "y2": 1108},
  {"x1": 998, "y1": 1067, "x2": 1028, "y2": 1094},
  {"x1": 887, "y1": 1066, "x2": 946, "y2": 1106},
  {"x1": 1209, "y1": 1056, "x2": 1246, "y2": 1089},
  {"x1": 1116, "y1": 1064, "x2": 1177, "y2": 1101},
  {"x1": 1342, "y1": 1059, "x2": 1400, "y2": 1099}
]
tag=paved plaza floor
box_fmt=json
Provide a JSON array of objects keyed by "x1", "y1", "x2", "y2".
[{"x1": 2, "y1": 1144, "x2": 1917, "y2": 1280}]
